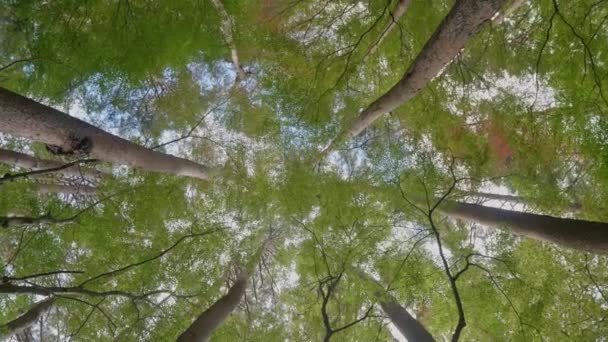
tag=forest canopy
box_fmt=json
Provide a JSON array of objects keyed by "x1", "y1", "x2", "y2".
[{"x1": 1, "y1": 0, "x2": 608, "y2": 341}]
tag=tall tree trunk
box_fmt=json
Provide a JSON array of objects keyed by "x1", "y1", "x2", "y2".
[
  {"x1": 1, "y1": 297, "x2": 54, "y2": 339},
  {"x1": 0, "y1": 87, "x2": 211, "y2": 180},
  {"x1": 1, "y1": 214, "x2": 75, "y2": 228},
  {"x1": 210, "y1": 0, "x2": 247, "y2": 82},
  {"x1": 439, "y1": 200, "x2": 608, "y2": 253},
  {"x1": 176, "y1": 271, "x2": 249, "y2": 342},
  {"x1": 37, "y1": 183, "x2": 97, "y2": 196},
  {"x1": 0, "y1": 148, "x2": 100, "y2": 180},
  {"x1": 380, "y1": 300, "x2": 435, "y2": 342},
  {"x1": 366, "y1": 0, "x2": 412, "y2": 56},
  {"x1": 355, "y1": 270, "x2": 435, "y2": 342},
  {"x1": 176, "y1": 235, "x2": 275, "y2": 342},
  {"x1": 322, "y1": 0, "x2": 506, "y2": 156}
]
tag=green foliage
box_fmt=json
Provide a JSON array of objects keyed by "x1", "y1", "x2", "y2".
[{"x1": 1, "y1": 0, "x2": 608, "y2": 341}]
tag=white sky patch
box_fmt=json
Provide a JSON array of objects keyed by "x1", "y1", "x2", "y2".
[
  {"x1": 157, "y1": 129, "x2": 195, "y2": 158},
  {"x1": 165, "y1": 218, "x2": 191, "y2": 233},
  {"x1": 324, "y1": 148, "x2": 368, "y2": 179},
  {"x1": 288, "y1": 1, "x2": 369, "y2": 48},
  {"x1": 444, "y1": 71, "x2": 559, "y2": 116}
]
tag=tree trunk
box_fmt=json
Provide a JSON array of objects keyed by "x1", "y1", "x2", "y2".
[
  {"x1": 1, "y1": 214, "x2": 75, "y2": 228},
  {"x1": 1, "y1": 297, "x2": 54, "y2": 339},
  {"x1": 355, "y1": 270, "x2": 434, "y2": 342},
  {"x1": 0, "y1": 87, "x2": 211, "y2": 180},
  {"x1": 367, "y1": 0, "x2": 412, "y2": 56},
  {"x1": 380, "y1": 300, "x2": 435, "y2": 342},
  {"x1": 176, "y1": 271, "x2": 249, "y2": 342},
  {"x1": 439, "y1": 200, "x2": 608, "y2": 253},
  {"x1": 322, "y1": 0, "x2": 506, "y2": 156},
  {"x1": 0, "y1": 148, "x2": 100, "y2": 180},
  {"x1": 37, "y1": 183, "x2": 97, "y2": 196},
  {"x1": 210, "y1": 0, "x2": 247, "y2": 82}
]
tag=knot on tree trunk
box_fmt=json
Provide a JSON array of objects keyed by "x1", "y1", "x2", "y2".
[{"x1": 46, "y1": 134, "x2": 93, "y2": 157}]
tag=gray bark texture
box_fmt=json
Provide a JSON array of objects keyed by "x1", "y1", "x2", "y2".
[
  {"x1": 1, "y1": 297, "x2": 54, "y2": 339},
  {"x1": 0, "y1": 87, "x2": 210, "y2": 180},
  {"x1": 322, "y1": 0, "x2": 506, "y2": 156},
  {"x1": 356, "y1": 270, "x2": 435, "y2": 342},
  {"x1": 176, "y1": 271, "x2": 249, "y2": 342},
  {"x1": 440, "y1": 201, "x2": 608, "y2": 253},
  {"x1": 367, "y1": 0, "x2": 412, "y2": 56}
]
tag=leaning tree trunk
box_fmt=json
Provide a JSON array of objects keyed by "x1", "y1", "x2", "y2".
[
  {"x1": 439, "y1": 200, "x2": 608, "y2": 253},
  {"x1": 0, "y1": 87, "x2": 211, "y2": 180},
  {"x1": 380, "y1": 299, "x2": 435, "y2": 342},
  {"x1": 366, "y1": 0, "x2": 412, "y2": 56},
  {"x1": 0, "y1": 148, "x2": 100, "y2": 180},
  {"x1": 177, "y1": 235, "x2": 275, "y2": 342},
  {"x1": 1, "y1": 297, "x2": 54, "y2": 339},
  {"x1": 355, "y1": 270, "x2": 435, "y2": 342},
  {"x1": 176, "y1": 271, "x2": 249, "y2": 342},
  {"x1": 322, "y1": 0, "x2": 507, "y2": 156}
]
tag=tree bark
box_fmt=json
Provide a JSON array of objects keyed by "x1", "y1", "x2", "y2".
[
  {"x1": 1, "y1": 297, "x2": 54, "y2": 339},
  {"x1": 380, "y1": 300, "x2": 435, "y2": 342},
  {"x1": 354, "y1": 270, "x2": 434, "y2": 341},
  {"x1": 439, "y1": 200, "x2": 608, "y2": 253},
  {"x1": 210, "y1": 0, "x2": 247, "y2": 82},
  {"x1": 366, "y1": 0, "x2": 412, "y2": 56},
  {"x1": 322, "y1": 0, "x2": 506, "y2": 156},
  {"x1": 1, "y1": 214, "x2": 75, "y2": 228},
  {"x1": 0, "y1": 148, "x2": 100, "y2": 180},
  {"x1": 36, "y1": 183, "x2": 96, "y2": 196},
  {"x1": 0, "y1": 87, "x2": 211, "y2": 180},
  {"x1": 176, "y1": 271, "x2": 249, "y2": 342}
]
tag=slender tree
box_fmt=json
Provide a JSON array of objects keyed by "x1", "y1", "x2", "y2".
[
  {"x1": 355, "y1": 270, "x2": 435, "y2": 342},
  {"x1": 177, "y1": 236, "x2": 274, "y2": 342},
  {"x1": 0, "y1": 87, "x2": 212, "y2": 180},
  {"x1": 1, "y1": 297, "x2": 55, "y2": 339},
  {"x1": 176, "y1": 270, "x2": 249, "y2": 342},
  {"x1": 366, "y1": 0, "x2": 412, "y2": 56},
  {"x1": 322, "y1": 0, "x2": 507, "y2": 156},
  {"x1": 439, "y1": 200, "x2": 608, "y2": 253},
  {"x1": 210, "y1": 0, "x2": 247, "y2": 82}
]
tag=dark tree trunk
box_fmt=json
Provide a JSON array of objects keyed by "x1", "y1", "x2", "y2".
[
  {"x1": 176, "y1": 271, "x2": 249, "y2": 342},
  {"x1": 440, "y1": 201, "x2": 608, "y2": 253}
]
